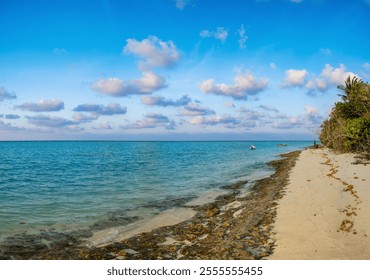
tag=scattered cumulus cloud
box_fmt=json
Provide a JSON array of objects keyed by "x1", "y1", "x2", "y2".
[
  {"x1": 272, "y1": 116, "x2": 304, "y2": 129},
  {"x1": 181, "y1": 102, "x2": 216, "y2": 116},
  {"x1": 15, "y1": 99, "x2": 64, "y2": 112},
  {"x1": 200, "y1": 27, "x2": 228, "y2": 43},
  {"x1": 72, "y1": 113, "x2": 99, "y2": 123},
  {"x1": 282, "y1": 69, "x2": 308, "y2": 88},
  {"x1": 141, "y1": 95, "x2": 191, "y2": 107},
  {"x1": 237, "y1": 107, "x2": 266, "y2": 120},
  {"x1": 72, "y1": 103, "x2": 127, "y2": 123},
  {"x1": 0, "y1": 87, "x2": 17, "y2": 101},
  {"x1": 271, "y1": 105, "x2": 323, "y2": 131},
  {"x1": 73, "y1": 103, "x2": 127, "y2": 116},
  {"x1": 280, "y1": 65, "x2": 358, "y2": 94},
  {"x1": 123, "y1": 113, "x2": 176, "y2": 130},
  {"x1": 199, "y1": 71, "x2": 268, "y2": 100},
  {"x1": 307, "y1": 64, "x2": 359, "y2": 92},
  {"x1": 91, "y1": 71, "x2": 166, "y2": 97},
  {"x1": 188, "y1": 115, "x2": 240, "y2": 128},
  {"x1": 124, "y1": 36, "x2": 180, "y2": 70},
  {"x1": 269, "y1": 63, "x2": 277, "y2": 70},
  {"x1": 238, "y1": 25, "x2": 248, "y2": 49},
  {"x1": 26, "y1": 115, "x2": 77, "y2": 128}
]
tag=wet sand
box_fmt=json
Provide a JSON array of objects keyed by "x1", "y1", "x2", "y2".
[
  {"x1": 269, "y1": 147, "x2": 370, "y2": 259},
  {"x1": 0, "y1": 150, "x2": 300, "y2": 260}
]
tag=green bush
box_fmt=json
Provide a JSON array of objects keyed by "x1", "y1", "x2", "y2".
[
  {"x1": 319, "y1": 76, "x2": 370, "y2": 153},
  {"x1": 344, "y1": 116, "x2": 370, "y2": 150}
]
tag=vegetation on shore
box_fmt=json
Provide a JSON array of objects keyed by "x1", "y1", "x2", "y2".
[{"x1": 319, "y1": 76, "x2": 370, "y2": 154}]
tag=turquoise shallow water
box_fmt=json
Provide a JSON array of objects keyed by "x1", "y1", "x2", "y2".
[{"x1": 0, "y1": 141, "x2": 310, "y2": 241}]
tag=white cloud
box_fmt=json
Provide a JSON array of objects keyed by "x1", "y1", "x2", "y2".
[
  {"x1": 73, "y1": 103, "x2": 127, "y2": 122},
  {"x1": 272, "y1": 116, "x2": 304, "y2": 129},
  {"x1": 238, "y1": 24, "x2": 248, "y2": 49},
  {"x1": 188, "y1": 115, "x2": 240, "y2": 128},
  {"x1": 304, "y1": 64, "x2": 359, "y2": 93},
  {"x1": 92, "y1": 71, "x2": 166, "y2": 97},
  {"x1": 91, "y1": 78, "x2": 124, "y2": 95},
  {"x1": 72, "y1": 113, "x2": 99, "y2": 123},
  {"x1": 200, "y1": 27, "x2": 228, "y2": 43},
  {"x1": 0, "y1": 86, "x2": 17, "y2": 101},
  {"x1": 175, "y1": 0, "x2": 190, "y2": 9},
  {"x1": 181, "y1": 102, "x2": 215, "y2": 116},
  {"x1": 315, "y1": 64, "x2": 359, "y2": 91},
  {"x1": 15, "y1": 99, "x2": 64, "y2": 112},
  {"x1": 141, "y1": 95, "x2": 191, "y2": 107},
  {"x1": 363, "y1": 62, "x2": 370, "y2": 70},
  {"x1": 124, "y1": 36, "x2": 180, "y2": 70},
  {"x1": 74, "y1": 103, "x2": 127, "y2": 116},
  {"x1": 123, "y1": 113, "x2": 176, "y2": 130},
  {"x1": 282, "y1": 69, "x2": 308, "y2": 88},
  {"x1": 316, "y1": 79, "x2": 328, "y2": 91},
  {"x1": 237, "y1": 107, "x2": 265, "y2": 120},
  {"x1": 320, "y1": 64, "x2": 356, "y2": 85},
  {"x1": 269, "y1": 63, "x2": 277, "y2": 70},
  {"x1": 199, "y1": 71, "x2": 268, "y2": 100},
  {"x1": 270, "y1": 105, "x2": 323, "y2": 131},
  {"x1": 26, "y1": 115, "x2": 77, "y2": 128}
]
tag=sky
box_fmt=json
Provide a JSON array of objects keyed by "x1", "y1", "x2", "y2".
[{"x1": 1, "y1": 0, "x2": 370, "y2": 140}]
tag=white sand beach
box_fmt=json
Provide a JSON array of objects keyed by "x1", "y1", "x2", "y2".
[{"x1": 270, "y1": 147, "x2": 370, "y2": 259}]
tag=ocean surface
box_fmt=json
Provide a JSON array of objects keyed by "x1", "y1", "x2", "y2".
[{"x1": 0, "y1": 141, "x2": 310, "y2": 243}]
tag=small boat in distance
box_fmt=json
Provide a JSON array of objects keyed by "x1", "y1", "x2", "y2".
[{"x1": 249, "y1": 145, "x2": 256, "y2": 150}]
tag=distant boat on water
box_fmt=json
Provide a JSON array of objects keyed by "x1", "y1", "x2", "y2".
[{"x1": 249, "y1": 145, "x2": 256, "y2": 150}]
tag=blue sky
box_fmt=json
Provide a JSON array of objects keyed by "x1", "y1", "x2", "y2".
[{"x1": 1, "y1": 0, "x2": 369, "y2": 140}]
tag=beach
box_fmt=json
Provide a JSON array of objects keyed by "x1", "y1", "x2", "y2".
[
  {"x1": 269, "y1": 147, "x2": 370, "y2": 259},
  {"x1": 2, "y1": 144, "x2": 369, "y2": 260}
]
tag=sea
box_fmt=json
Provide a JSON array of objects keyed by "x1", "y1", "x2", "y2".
[{"x1": 0, "y1": 141, "x2": 310, "y2": 245}]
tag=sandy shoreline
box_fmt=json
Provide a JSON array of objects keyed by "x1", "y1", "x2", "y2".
[{"x1": 269, "y1": 147, "x2": 370, "y2": 259}]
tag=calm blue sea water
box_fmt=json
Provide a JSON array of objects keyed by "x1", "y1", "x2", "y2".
[{"x1": 0, "y1": 141, "x2": 310, "y2": 241}]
